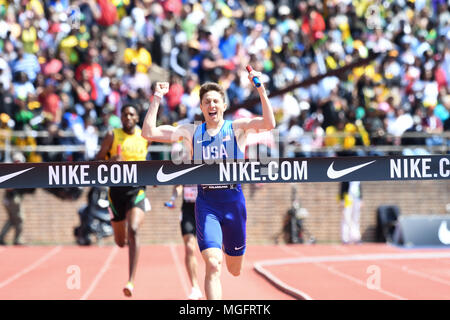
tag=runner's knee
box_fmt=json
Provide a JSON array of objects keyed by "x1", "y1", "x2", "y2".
[
  {"x1": 115, "y1": 238, "x2": 126, "y2": 248},
  {"x1": 127, "y1": 226, "x2": 138, "y2": 243},
  {"x1": 205, "y1": 256, "x2": 222, "y2": 275},
  {"x1": 227, "y1": 264, "x2": 242, "y2": 277},
  {"x1": 184, "y1": 236, "x2": 196, "y2": 256},
  {"x1": 229, "y1": 267, "x2": 241, "y2": 277}
]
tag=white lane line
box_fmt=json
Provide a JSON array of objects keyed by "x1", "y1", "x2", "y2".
[
  {"x1": 169, "y1": 244, "x2": 190, "y2": 297},
  {"x1": 330, "y1": 245, "x2": 450, "y2": 296},
  {"x1": 257, "y1": 245, "x2": 414, "y2": 300},
  {"x1": 80, "y1": 246, "x2": 119, "y2": 300},
  {"x1": 257, "y1": 251, "x2": 450, "y2": 267},
  {"x1": 316, "y1": 264, "x2": 406, "y2": 300},
  {"x1": 380, "y1": 260, "x2": 450, "y2": 287},
  {"x1": 0, "y1": 246, "x2": 62, "y2": 289},
  {"x1": 285, "y1": 246, "x2": 406, "y2": 300}
]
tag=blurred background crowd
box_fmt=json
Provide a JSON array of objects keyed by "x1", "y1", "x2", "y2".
[{"x1": 0, "y1": 0, "x2": 449, "y2": 164}]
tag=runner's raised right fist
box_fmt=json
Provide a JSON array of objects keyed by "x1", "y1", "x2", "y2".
[{"x1": 155, "y1": 82, "x2": 169, "y2": 96}]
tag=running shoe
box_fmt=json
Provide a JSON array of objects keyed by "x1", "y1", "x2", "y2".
[
  {"x1": 188, "y1": 287, "x2": 203, "y2": 300},
  {"x1": 123, "y1": 281, "x2": 134, "y2": 297},
  {"x1": 164, "y1": 201, "x2": 176, "y2": 209}
]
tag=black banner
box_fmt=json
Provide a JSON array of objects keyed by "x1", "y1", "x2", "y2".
[{"x1": 0, "y1": 155, "x2": 448, "y2": 189}]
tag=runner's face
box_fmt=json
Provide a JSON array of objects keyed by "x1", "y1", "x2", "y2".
[
  {"x1": 121, "y1": 107, "x2": 138, "y2": 133},
  {"x1": 200, "y1": 90, "x2": 226, "y2": 125}
]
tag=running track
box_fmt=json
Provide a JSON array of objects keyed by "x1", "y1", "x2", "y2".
[{"x1": 0, "y1": 244, "x2": 449, "y2": 300}]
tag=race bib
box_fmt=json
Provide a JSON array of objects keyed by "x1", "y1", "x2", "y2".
[{"x1": 183, "y1": 185, "x2": 198, "y2": 202}]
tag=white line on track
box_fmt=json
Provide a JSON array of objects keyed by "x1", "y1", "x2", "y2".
[
  {"x1": 169, "y1": 244, "x2": 190, "y2": 297},
  {"x1": 257, "y1": 251, "x2": 450, "y2": 267},
  {"x1": 254, "y1": 246, "x2": 450, "y2": 300},
  {"x1": 80, "y1": 246, "x2": 119, "y2": 300},
  {"x1": 315, "y1": 263, "x2": 406, "y2": 300},
  {"x1": 290, "y1": 245, "x2": 407, "y2": 300},
  {"x1": 0, "y1": 246, "x2": 62, "y2": 289},
  {"x1": 329, "y1": 245, "x2": 450, "y2": 295},
  {"x1": 381, "y1": 260, "x2": 450, "y2": 286}
]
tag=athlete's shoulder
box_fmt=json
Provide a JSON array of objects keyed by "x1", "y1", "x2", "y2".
[
  {"x1": 191, "y1": 122, "x2": 204, "y2": 136},
  {"x1": 112, "y1": 127, "x2": 124, "y2": 139},
  {"x1": 113, "y1": 127, "x2": 123, "y2": 134},
  {"x1": 180, "y1": 122, "x2": 197, "y2": 132},
  {"x1": 134, "y1": 127, "x2": 147, "y2": 139},
  {"x1": 231, "y1": 117, "x2": 251, "y2": 131}
]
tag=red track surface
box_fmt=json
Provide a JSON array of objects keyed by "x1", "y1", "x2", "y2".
[{"x1": 0, "y1": 243, "x2": 449, "y2": 300}]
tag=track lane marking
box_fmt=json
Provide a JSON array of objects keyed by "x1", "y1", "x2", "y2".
[
  {"x1": 0, "y1": 246, "x2": 62, "y2": 289},
  {"x1": 281, "y1": 245, "x2": 406, "y2": 300},
  {"x1": 80, "y1": 246, "x2": 119, "y2": 300},
  {"x1": 254, "y1": 246, "x2": 450, "y2": 300},
  {"x1": 169, "y1": 244, "x2": 190, "y2": 297}
]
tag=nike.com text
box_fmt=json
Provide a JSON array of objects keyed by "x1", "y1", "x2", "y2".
[
  {"x1": 390, "y1": 158, "x2": 450, "y2": 179},
  {"x1": 48, "y1": 164, "x2": 137, "y2": 185},
  {"x1": 219, "y1": 160, "x2": 308, "y2": 182}
]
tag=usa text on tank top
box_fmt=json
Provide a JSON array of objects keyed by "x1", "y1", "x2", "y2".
[
  {"x1": 192, "y1": 120, "x2": 244, "y2": 162},
  {"x1": 192, "y1": 120, "x2": 244, "y2": 197}
]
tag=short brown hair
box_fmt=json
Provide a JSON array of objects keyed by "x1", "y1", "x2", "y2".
[{"x1": 199, "y1": 82, "x2": 225, "y2": 103}]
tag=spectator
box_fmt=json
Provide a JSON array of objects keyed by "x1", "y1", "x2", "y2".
[
  {"x1": 75, "y1": 47, "x2": 103, "y2": 103},
  {"x1": 180, "y1": 73, "x2": 200, "y2": 122},
  {"x1": 170, "y1": 33, "x2": 191, "y2": 78},
  {"x1": 38, "y1": 81, "x2": 61, "y2": 124},
  {"x1": 0, "y1": 56, "x2": 12, "y2": 91},
  {"x1": 339, "y1": 181, "x2": 363, "y2": 244},
  {"x1": 122, "y1": 62, "x2": 151, "y2": 96},
  {"x1": 166, "y1": 73, "x2": 184, "y2": 118},
  {"x1": 0, "y1": 152, "x2": 34, "y2": 246},
  {"x1": 123, "y1": 40, "x2": 152, "y2": 74},
  {"x1": 12, "y1": 71, "x2": 35, "y2": 102},
  {"x1": 0, "y1": 0, "x2": 447, "y2": 163},
  {"x1": 9, "y1": 44, "x2": 40, "y2": 83}
]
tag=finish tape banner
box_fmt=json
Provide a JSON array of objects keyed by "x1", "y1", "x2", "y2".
[{"x1": 0, "y1": 155, "x2": 449, "y2": 189}]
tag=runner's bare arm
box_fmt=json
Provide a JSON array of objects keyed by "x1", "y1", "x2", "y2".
[
  {"x1": 233, "y1": 69, "x2": 276, "y2": 133},
  {"x1": 141, "y1": 82, "x2": 194, "y2": 144},
  {"x1": 95, "y1": 130, "x2": 114, "y2": 161}
]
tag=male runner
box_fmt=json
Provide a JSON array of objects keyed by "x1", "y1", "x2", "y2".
[
  {"x1": 141, "y1": 68, "x2": 275, "y2": 300},
  {"x1": 95, "y1": 103, "x2": 151, "y2": 297}
]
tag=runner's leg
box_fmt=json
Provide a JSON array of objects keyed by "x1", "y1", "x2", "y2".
[
  {"x1": 183, "y1": 233, "x2": 200, "y2": 290},
  {"x1": 126, "y1": 207, "x2": 145, "y2": 284},
  {"x1": 111, "y1": 220, "x2": 127, "y2": 247},
  {"x1": 224, "y1": 254, "x2": 244, "y2": 277},
  {"x1": 201, "y1": 247, "x2": 223, "y2": 300}
]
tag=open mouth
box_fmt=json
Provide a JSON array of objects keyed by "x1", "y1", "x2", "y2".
[{"x1": 209, "y1": 111, "x2": 217, "y2": 117}]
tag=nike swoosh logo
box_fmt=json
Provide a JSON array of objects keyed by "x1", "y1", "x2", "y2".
[
  {"x1": 438, "y1": 221, "x2": 450, "y2": 245},
  {"x1": 0, "y1": 167, "x2": 34, "y2": 184},
  {"x1": 327, "y1": 160, "x2": 376, "y2": 179},
  {"x1": 156, "y1": 165, "x2": 205, "y2": 182},
  {"x1": 234, "y1": 245, "x2": 245, "y2": 251}
]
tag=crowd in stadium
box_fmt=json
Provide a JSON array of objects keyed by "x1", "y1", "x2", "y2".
[{"x1": 0, "y1": 0, "x2": 449, "y2": 163}]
